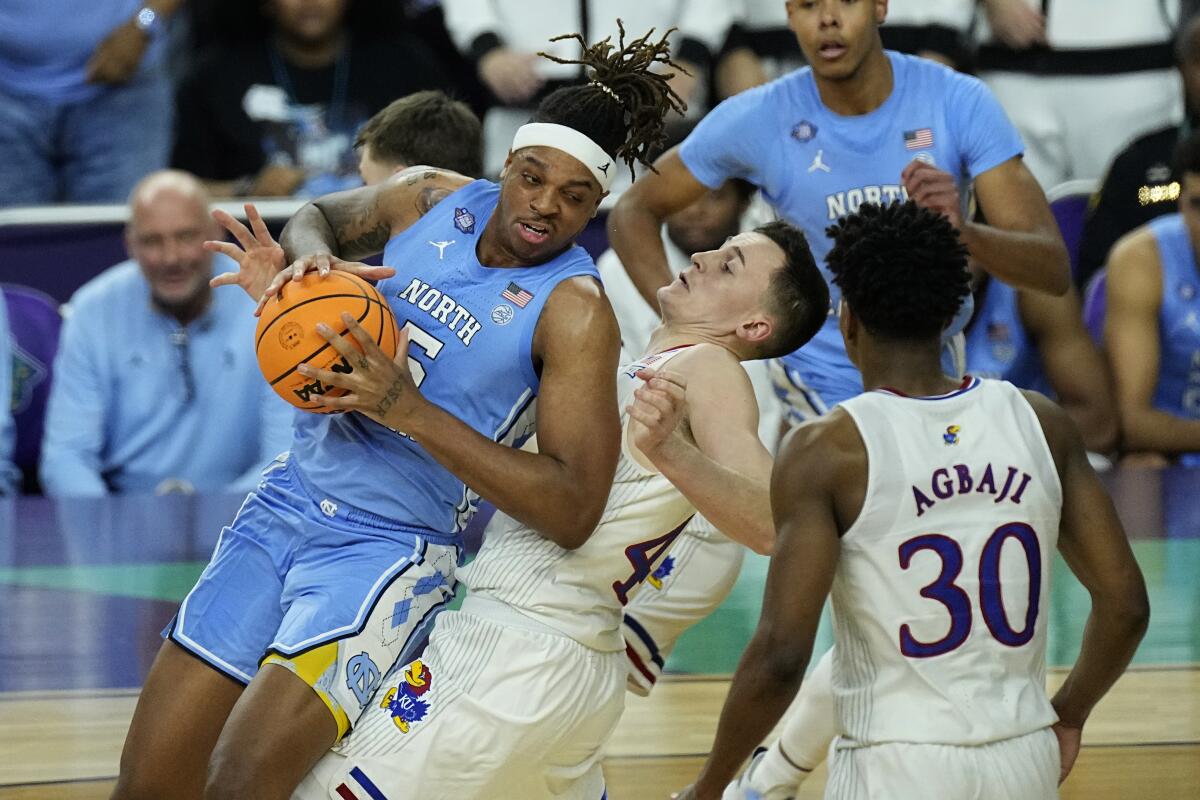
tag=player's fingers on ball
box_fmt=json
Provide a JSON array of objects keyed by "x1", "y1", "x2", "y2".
[
  {"x1": 316, "y1": 253, "x2": 332, "y2": 276},
  {"x1": 295, "y1": 362, "x2": 337, "y2": 385},
  {"x1": 339, "y1": 311, "x2": 382, "y2": 353},
  {"x1": 316, "y1": 393, "x2": 357, "y2": 411},
  {"x1": 314, "y1": 322, "x2": 356, "y2": 357}
]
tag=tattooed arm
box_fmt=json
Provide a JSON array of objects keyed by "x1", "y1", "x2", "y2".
[{"x1": 280, "y1": 167, "x2": 472, "y2": 262}]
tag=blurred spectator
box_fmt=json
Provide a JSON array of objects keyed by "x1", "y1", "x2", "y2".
[
  {"x1": 355, "y1": 90, "x2": 483, "y2": 183},
  {"x1": 0, "y1": 0, "x2": 180, "y2": 206},
  {"x1": 440, "y1": 1, "x2": 735, "y2": 176},
  {"x1": 976, "y1": 0, "x2": 1183, "y2": 188},
  {"x1": 0, "y1": 292, "x2": 18, "y2": 495},
  {"x1": 714, "y1": 0, "x2": 974, "y2": 100},
  {"x1": 1078, "y1": 13, "x2": 1200, "y2": 287},
  {"x1": 40, "y1": 170, "x2": 293, "y2": 497},
  {"x1": 1105, "y1": 133, "x2": 1200, "y2": 465},
  {"x1": 172, "y1": 0, "x2": 456, "y2": 198},
  {"x1": 964, "y1": 272, "x2": 1118, "y2": 453}
]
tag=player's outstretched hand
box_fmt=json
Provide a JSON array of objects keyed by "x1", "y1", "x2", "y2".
[
  {"x1": 207, "y1": 204, "x2": 289, "y2": 304},
  {"x1": 1051, "y1": 721, "x2": 1082, "y2": 785},
  {"x1": 298, "y1": 314, "x2": 424, "y2": 432},
  {"x1": 628, "y1": 368, "x2": 689, "y2": 457},
  {"x1": 901, "y1": 161, "x2": 963, "y2": 229},
  {"x1": 256, "y1": 255, "x2": 397, "y2": 317}
]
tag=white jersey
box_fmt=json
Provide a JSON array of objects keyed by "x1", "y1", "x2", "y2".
[
  {"x1": 459, "y1": 345, "x2": 700, "y2": 652},
  {"x1": 833, "y1": 377, "x2": 1062, "y2": 746}
]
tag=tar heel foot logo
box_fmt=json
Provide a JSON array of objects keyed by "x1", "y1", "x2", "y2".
[
  {"x1": 808, "y1": 149, "x2": 831, "y2": 173},
  {"x1": 380, "y1": 659, "x2": 434, "y2": 734},
  {"x1": 428, "y1": 240, "x2": 455, "y2": 260},
  {"x1": 454, "y1": 207, "x2": 475, "y2": 234},
  {"x1": 792, "y1": 120, "x2": 817, "y2": 142},
  {"x1": 491, "y1": 303, "x2": 515, "y2": 325}
]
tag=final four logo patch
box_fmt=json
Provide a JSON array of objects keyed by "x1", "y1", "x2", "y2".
[
  {"x1": 792, "y1": 120, "x2": 817, "y2": 142},
  {"x1": 454, "y1": 207, "x2": 475, "y2": 234}
]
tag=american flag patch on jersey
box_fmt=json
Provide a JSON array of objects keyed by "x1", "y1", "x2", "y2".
[
  {"x1": 904, "y1": 128, "x2": 933, "y2": 150},
  {"x1": 501, "y1": 282, "x2": 534, "y2": 308},
  {"x1": 335, "y1": 766, "x2": 389, "y2": 800}
]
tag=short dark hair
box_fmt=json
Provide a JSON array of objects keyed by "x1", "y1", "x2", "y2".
[
  {"x1": 826, "y1": 201, "x2": 970, "y2": 341},
  {"x1": 355, "y1": 91, "x2": 483, "y2": 177},
  {"x1": 532, "y1": 22, "x2": 687, "y2": 179},
  {"x1": 1173, "y1": 128, "x2": 1200, "y2": 177},
  {"x1": 753, "y1": 220, "x2": 829, "y2": 359}
]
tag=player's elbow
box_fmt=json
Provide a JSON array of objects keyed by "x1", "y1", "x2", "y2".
[
  {"x1": 758, "y1": 633, "x2": 810, "y2": 687},
  {"x1": 747, "y1": 524, "x2": 776, "y2": 556}
]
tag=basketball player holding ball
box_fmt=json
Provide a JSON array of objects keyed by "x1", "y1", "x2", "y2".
[{"x1": 113, "y1": 28, "x2": 684, "y2": 800}]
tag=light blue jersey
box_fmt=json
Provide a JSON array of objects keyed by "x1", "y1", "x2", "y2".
[
  {"x1": 681, "y1": 51, "x2": 1023, "y2": 405},
  {"x1": 964, "y1": 278, "x2": 1049, "y2": 395},
  {"x1": 1149, "y1": 214, "x2": 1200, "y2": 426},
  {"x1": 291, "y1": 179, "x2": 599, "y2": 540}
]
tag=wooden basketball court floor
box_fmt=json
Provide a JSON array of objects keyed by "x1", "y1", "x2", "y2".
[{"x1": 1, "y1": 464, "x2": 1197, "y2": 799}]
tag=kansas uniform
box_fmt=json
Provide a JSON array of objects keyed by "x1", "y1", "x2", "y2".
[
  {"x1": 169, "y1": 179, "x2": 599, "y2": 737},
  {"x1": 964, "y1": 278, "x2": 1051, "y2": 395},
  {"x1": 295, "y1": 345, "x2": 703, "y2": 800},
  {"x1": 680, "y1": 51, "x2": 1022, "y2": 418},
  {"x1": 825, "y1": 377, "x2": 1062, "y2": 798}
]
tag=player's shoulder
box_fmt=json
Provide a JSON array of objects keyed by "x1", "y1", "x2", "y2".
[
  {"x1": 1015, "y1": 388, "x2": 1080, "y2": 474},
  {"x1": 1107, "y1": 221, "x2": 1163, "y2": 277},
  {"x1": 779, "y1": 407, "x2": 865, "y2": 474}
]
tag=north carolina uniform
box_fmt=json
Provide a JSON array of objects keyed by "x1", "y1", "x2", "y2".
[
  {"x1": 294, "y1": 346, "x2": 701, "y2": 800},
  {"x1": 825, "y1": 377, "x2": 1063, "y2": 799},
  {"x1": 680, "y1": 51, "x2": 1022, "y2": 417},
  {"x1": 169, "y1": 179, "x2": 599, "y2": 736},
  {"x1": 1147, "y1": 214, "x2": 1200, "y2": 465},
  {"x1": 964, "y1": 278, "x2": 1051, "y2": 395}
]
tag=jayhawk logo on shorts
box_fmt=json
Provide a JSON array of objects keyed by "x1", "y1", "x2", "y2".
[
  {"x1": 943, "y1": 425, "x2": 961, "y2": 446},
  {"x1": 647, "y1": 555, "x2": 676, "y2": 590},
  {"x1": 380, "y1": 660, "x2": 433, "y2": 734}
]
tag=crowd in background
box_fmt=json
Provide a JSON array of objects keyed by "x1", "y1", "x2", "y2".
[{"x1": 1, "y1": 0, "x2": 1199, "y2": 497}]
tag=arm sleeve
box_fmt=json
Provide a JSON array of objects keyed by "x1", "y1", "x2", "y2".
[
  {"x1": 39, "y1": 307, "x2": 110, "y2": 497},
  {"x1": 441, "y1": 0, "x2": 505, "y2": 57},
  {"x1": 949, "y1": 72, "x2": 1025, "y2": 179},
  {"x1": 678, "y1": 89, "x2": 768, "y2": 190}
]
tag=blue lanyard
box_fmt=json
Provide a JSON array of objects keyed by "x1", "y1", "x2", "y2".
[{"x1": 268, "y1": 41, "x2": 352, "y2": 129}]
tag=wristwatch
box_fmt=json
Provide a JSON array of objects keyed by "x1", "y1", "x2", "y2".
[{"x1": 134, "y1": 6, "x2": 163, "y2": 36}]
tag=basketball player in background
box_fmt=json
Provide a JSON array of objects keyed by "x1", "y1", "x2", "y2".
[
  {"x1": 607, "y1": 0, "x2": 1070, "y2": 700},
  {"x1": 113, "y1": 28, "x2": 684, "y2": 800},
  {"x1": 354, "y1": 90, "x2": 483, "y2": 184},
  {"x1": 293, "y1": 221, "x2": 828, "y2": 800},
  {"x1": 680, "y1": 202, "x2": 1149, "y2": 800}
]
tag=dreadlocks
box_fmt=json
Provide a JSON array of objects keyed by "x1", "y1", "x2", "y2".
[{"x1": 534, "y1": 21, "x2": 687, "y2": 178}]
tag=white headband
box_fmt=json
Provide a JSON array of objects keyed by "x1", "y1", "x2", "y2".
[{"x1": 510, "y1": 122, "x2": 615, "y2": 191}]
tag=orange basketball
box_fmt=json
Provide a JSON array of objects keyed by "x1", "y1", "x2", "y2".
[{"x1": 255, "y1": 271, "x2": 400, "y2": 413}]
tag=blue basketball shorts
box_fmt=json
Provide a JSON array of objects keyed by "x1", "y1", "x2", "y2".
[{"x1": 165, "y1": 454, "x2": 459, "y2": 738}]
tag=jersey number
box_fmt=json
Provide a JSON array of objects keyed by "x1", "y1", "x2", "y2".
[
  {"x1": 387, "y1": 321, "x2": 444, "y2": 437},
  {"x1": 612, "y1": 517, "x2": 692, "y2": 606},
  {"x1": 897, "y1": 522, "x2": 1042, "y2": 658},
  {"x1": 402, "y1": 321, "x2": 444, "y2": 388}
]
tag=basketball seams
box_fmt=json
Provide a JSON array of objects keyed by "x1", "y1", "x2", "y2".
[
  {"x1": 265, "y1": 297, "x2": 385, "y2": 386},
  {"x1": 254, "y1": 272, "x2": 399, "y2": 412}
]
